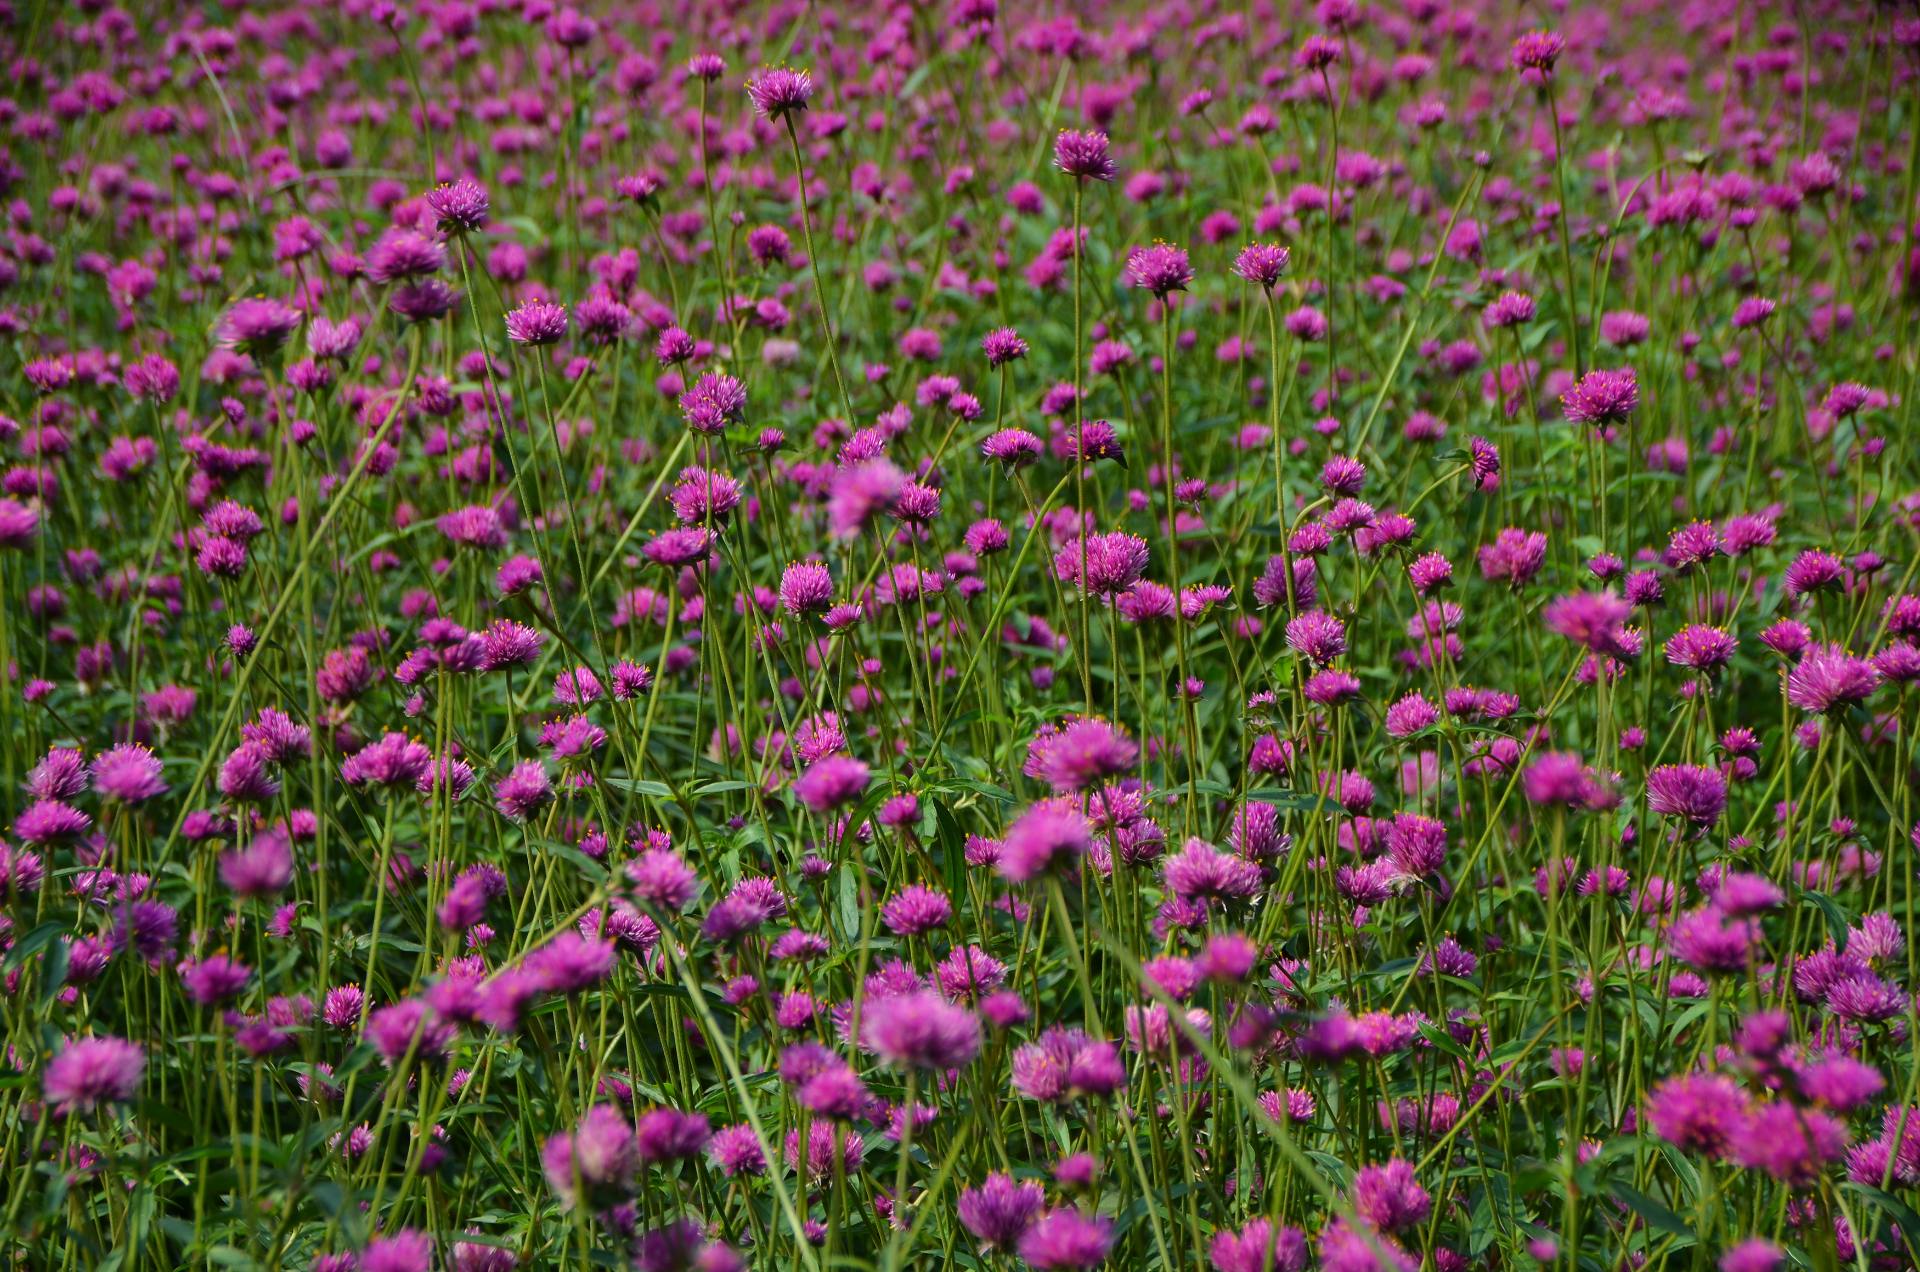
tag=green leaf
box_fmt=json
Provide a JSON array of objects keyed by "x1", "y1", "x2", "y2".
[
  {"x1": 3, "y1": 921, "x2": 66, "y2": 972},
  {"x1": 1611, "y1": 1184, "x2": 1693, "y2": 1240}
]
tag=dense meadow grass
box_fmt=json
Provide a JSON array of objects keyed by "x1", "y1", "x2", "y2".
[{"x1": 4, "y1": 0, "x2": 1920, "y2": 1268}]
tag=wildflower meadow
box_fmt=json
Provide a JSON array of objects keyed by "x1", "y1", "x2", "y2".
[{"x1": 5, "y1": 0, "x2": 1920, "y2": 1268}]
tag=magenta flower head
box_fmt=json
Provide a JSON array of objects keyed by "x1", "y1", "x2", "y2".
[
  {"x1": 794, "y1": 755, "x2": 870, "y2": 812},
  {"x1": 983, "y1": 428, "x2": 1044, "y2": 467},
  {"x1": 1645, "y1": 764, "x2": 1727, "y2": 830},
  {"x1": 861, "y1": 988, "x2": 983, "y2": 1070},
  {"x1": 1511, "y1": 30, "x2": 1566, "y2": 80},
  {"x1": 1210, "y1": 1219, "x2": 1307, "y2": 1272},
  {"x1": 983, "y1": 327, "x2": 1029, "y2": 366},
  {"x1": 1350, "y1": 1159, "x2": 1432, "y2": 1232},
  {"x1": 1054, "y1": 130, "x2": 1116, "y2": 182},
  {"x1": 43, "y1": 1035, "x2": 144, "y2": 1114},
  {"x1": 1561, "y1": 368, "x2": 1638, "y2": 424},
  {"x1": 1124, "y1": 242, "x2": 1193, "y2": 297},
  {"x1": 1542, "y1": 591, "x2": 1633, "y2": 657},
  {"x1": 542, "y1": 1104, "x2": 638, "y2": 1210},
  {"x1": 426, "y1": 177, "x2": 489, "y2": 234},
  {"x1": 827, "y1": 459, "x2": 907, "y2": 538},
  {"x1": 746, "y1": 67, "x2": 813, "y2": 120},
  {"x1": 1294, "y1": 34, "x2": 1341, "y2": 71},
  {"x1": 1665, "y1": 624, "x2": 1737, "y2": 673},
  {"x1": 1025, "y1": 718, "x2": 1139, "y2": 791},
  {"x1": 1054, "y1": 531, "x2": 1149, "y2": 597},
  {"x1": 779, "y1": 561, "x2": 835, "y2": 615},
  {"x1": 1017, "y1": 1208, "x2": 1114, "y2": 1269},
  {"x1": 958, "y1": 1172, "x2": 1046, "y2": 1252},
  {"x1": 388, "y1": 279, "x2": 462, "y2": 323},
  {"x1": 505, "y1": 300, "x2": 567, "y2": 346},
  {"x1": 679, "y1": 371, "x2": 748, "y2": 435},
  {"x1": 1786, "y1": 645, "x2": 1880, "y2": 713},
  {"x1": 1468, "y1": 436, "x2": 1501, "y2": 490},
  {"x1": 998, "y1": 802, "x2": 1092, "y2": 882},
  {"x1": 217, "y1": 298, "x2": 302, "y2": 357},
  {"x1": 1483, "y1": 291, "x2": 1536, "y2": 329},
  {"x1": 633, "y1": 1107, "x2": 712, "y2": 1162},
  {"x1": 92, "y1": 743, "x2": 167, "y2": 803},
  {"x1": 1233, "y1": 242, "x2": 1291, "y2": 290},
  {"x1": 1646, "y1": 1072, "x2": 1748, "y2": 1154}
]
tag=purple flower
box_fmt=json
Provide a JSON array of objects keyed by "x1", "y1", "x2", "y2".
[
  {"x1": 1124, "y1": 242, "x2": 1193, "y2": 297},
  {"x1": 543, "y1": 1104, "x2": 637, "y2": 1209},
  {"x1": 998, "y1": 803, "x2": 1092, "y2": 883},
  {"x1": 217, "y1": 298, "x2": 302, "y2": 356},
  {"x1": 794, "y1": 755, "x2": 870, "y2": 812},
  {"x1": 827, "y1": 460, "x2": 907, "y2": 538},
  {"x1": 43, "y1": 1036, "x2": 144, "y2": 1113},
  {"x1": 958, "y1": 1172, "x2": 1045, "y2": 1251},
  {"x1": 1054, "y1": 532, "x2": 1149, "y2": 597},
  {"x1": 861, "y1": 989, "x2": 983, "y2": 1070},
  {"x1": 1560, "y1": 368, "x2": 1638, "y2": 424},
  {"x1": 1646, "y1": 764, "x2": 1727, "y2": 829},
  {"x1": 1054, "y1": 130, "x2": 1116, "y2": 182},
  {"x1": 504, "y1": 299, "x2": 567, "y2": 346},
  {"x1": 1210, "y1": 1219, "x2": 1307, "y2": 1272},
  {"x1": 633, "y1": 1107, "x2": 711, "y2": 1162},
  {"x1": 1786, "y1": 645, "x2": 1880, "y2": 713},
  {"x1": 1232, "y1": 243, "x2": 1291, "y2": 290},
  {"x1": 746, "y1": 67, "x2": 814, "y2": 120},
  {"x1": 1017, "y1": 1208, "x2": 1114, "y2": 1269},
  {"x1": 881, "y1": 885, "x2": 952, "y2": 936},
  {"x1": 91, "y1": 744, "x2": 167, "y2": 803}
]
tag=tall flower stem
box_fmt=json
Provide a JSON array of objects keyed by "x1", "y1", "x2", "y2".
[{"x1": 785, "y1": 117, "x2": 855, "y2": 421}]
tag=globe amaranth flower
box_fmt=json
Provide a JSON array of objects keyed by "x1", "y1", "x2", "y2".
[
  {"x1": 1210, "y1": 1219, "x2": 1308, "y2": 1272},
  {"x1": 881, "y1": 885, "x2": 952, "y2": 936},
  {"x1": 1483, "y1": 290, "x2": 1536, "y2": 328},
  {"x1": 1786, "y1": 645, "x2": 1879, "y2": 713},
  {"x1": 1284, "y1": 610, "x2": 1347, "y2": 664},
  {"x1": 982, "y1": 327, "x2": 1029, "y2": 366},
  {"x1": 1232, "y1": 242, "x2": 1291, "y2": 290},
  {"x1": 1478, "y1": 527, "x2": 1546, "y2": 586},
  {"x1": 1054, "y1": 130, "x2": 1116, "y2": 182},
  {"x1": 1054, "y1": 531, "x2": 1149, "y2": 597},
  {"x1": 1542, "y1": 591, "x2": 1634, "y2": 657},
  {"x1": 1124, "y1": 242, "x2": 1193, "y2": 297},
  {"x1": 1511, "y1": 30, "x2": 1566, "y2": 79},
  {"x1": 217, "y1": 298, "x2": 302, "y2": 357},
  {"x1": 958, "y1": 1172, "x2": 1045, "y2": 1252},
  {"x1": 1350, "y1": 1159, "x2": 1432, "y2": 1233},
  {"x1": 827, "y1": 459, "x2": 907, "y2": 538},
  {"x1": 778, "y1": 561, "x2": 834, "y2": 615},
  {"x1": 1665, "y1": 624, "x2": 1737, "y2": 673},
  {"x1": 504, "y1": 299, "x2": 567, "y2": 345},
  {"x1": 1023, "y1": 718, "x2": 1139, "y2": 792},
  {"x1": 861, "y1": 989, "x2": 983, "y2": 1070},
  {"x1": 678, "y1": 371, "x2": 747, "y2": 435},
  {"x1": 91, "y1": 743, "x2": 167, "y2": 803},
  {"x1": 43, "y1": 1036, "x2": 144, "y2": 1114},
  {"x1": 543, "y1": 1103, "x2": 638, "y2": 1210},
  {"x1": 1017, "y1": 1208, "x2": 1114, "y2": 1270},
  {"x1": 388, "y1": 279, "x2": 462, "y2": 323},
  {"x1": 426, "y1": 177, "x2": 489, "y2": 233},
  {"x1": 746, "y1": 67, "x2": 813, "y2": 120},
  {"x1": 998, "y1": 803, "x2": 1092, "y2": 882},
  {"x1": 793, "y1": 755, "x2": 870, "y2": 812},
  {"x1": 1646, "y1": 1072, "x2": 1749, "y2": 1155},
  {"x1": 1645, "y1": 764, "x2": 1727, "y2": 829},
  {"x1": 1560, "y1": 367, "x2": 1638, "y2": 424}
]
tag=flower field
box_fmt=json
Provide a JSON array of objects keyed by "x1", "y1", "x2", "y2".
[{"x1": 3, "y1": 0, "x2": 1920, "y2": 1269}]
